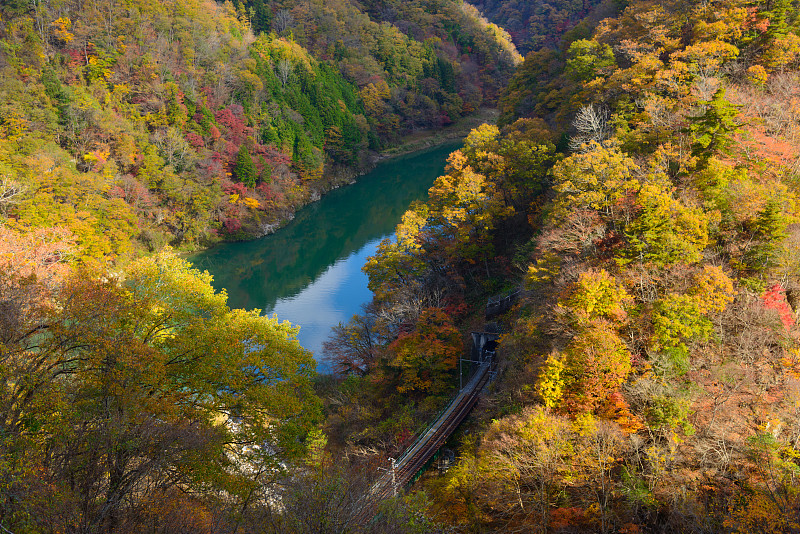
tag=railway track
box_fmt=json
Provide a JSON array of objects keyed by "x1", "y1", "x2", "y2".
[
  {"x1": 352, "y1": 320, "x2": 502, "y2": 525},
  {"x1": 362, "y1": 362, "x2": 491, "y2": 508}
]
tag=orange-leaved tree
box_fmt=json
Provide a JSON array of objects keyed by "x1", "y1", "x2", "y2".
[
  {"x1": 389, "y1": 307, "x2": 461, "y2": 396},
  {"x1": 561, "y1": 320, "x2": 634, "y2": 413}
]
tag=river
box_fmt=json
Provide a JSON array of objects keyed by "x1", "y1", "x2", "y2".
[{"x1": 189, "y1": 142, "x2": 460, "y2": 372}]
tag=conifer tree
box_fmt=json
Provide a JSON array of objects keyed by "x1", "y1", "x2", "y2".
[
  {"x1": 234, "y1": 145, "x2": 257, "y2": 188},
  {"x1": 687, "y1": 88, "x2": 740, "y2": 169}
]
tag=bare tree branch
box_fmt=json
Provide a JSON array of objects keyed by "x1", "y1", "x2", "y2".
[
  {"x1": 569, "y1": 105, "x2": 609, "y2": 152},
  {"x1": 0, "y1": 176, "x2": 26, "y2": 215}
]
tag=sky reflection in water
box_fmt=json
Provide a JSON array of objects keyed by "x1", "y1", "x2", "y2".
[{"x1": 189, "y1": 142, "x2": 460, "y2": 372}]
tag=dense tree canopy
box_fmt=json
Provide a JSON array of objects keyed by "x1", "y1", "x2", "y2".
[
  {"x1": 0, "y1": 0, "x2": 520, "y2": 255},
  {"x1": 341, "y1": 0, "x2": 800, "y2": 531},
  {"x1": 7, "y1": 0, "x2": 800, "y2": 530},
  {"x1": 0, "y1": 248, "x2": 320, "y2": 531}
]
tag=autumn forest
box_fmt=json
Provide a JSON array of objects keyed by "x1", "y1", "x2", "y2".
[{"x1": 3, "y1": 0, "x2": 800, "y2": 531}]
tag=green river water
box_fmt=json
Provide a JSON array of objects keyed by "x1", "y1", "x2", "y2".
[{"x1": 189, "y1": 142, "x2": 460, "y2": 372}]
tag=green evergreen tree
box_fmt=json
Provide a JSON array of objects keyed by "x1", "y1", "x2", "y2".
[
  {"x1": 765, "y1": 0, "x2": 793, "y2": 39},
  {"x1": 686, "y1": 88, "x2": 740, "y2": 169},
  {"x1": 293, "y1": 133, "x2": 315, "y2": 168},
  {"x1": 234, "y1": 146, "x2": 257, "y2": 188},
  {"x1": 437, "y1": 57, "x2": 456, "y2": 92},
  {"x1": 261, "y1": 123, "x2": 280, "y2": 146},
  {"x1": 249, "y1": 0, "x2": 271, "y2": 35},
  {"x1": 745, "y1": 197, "x2": 789, "y2": 270}
]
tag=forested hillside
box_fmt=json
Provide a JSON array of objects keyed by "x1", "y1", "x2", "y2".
[
  {"x1": 0, "y1": 0, "x2": 518, "y2": 260},
  {"x1": 321, "y1": 0, "x2": 800, "y2": 531},
  {"x1": 0, "y1": 0, "x2": 521, "y2": 530},
  {"x1": 6, "y1": 0, "x2": 800, "y2": 530},
  {"x1": 465, "y1": 0, "x2": 614, "y2": 53}
]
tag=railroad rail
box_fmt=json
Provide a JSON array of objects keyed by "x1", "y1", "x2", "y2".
[
  {"x1": 364, "y1": 361, "x2": 491, "y2": 507},
  {"x1": 353, "y1": 324, "x2": 499, "y2": 524},
  {"x1": 486, "y1": 288, "x2": 520, "y2": 318}
]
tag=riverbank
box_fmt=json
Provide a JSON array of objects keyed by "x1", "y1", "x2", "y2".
[
  {"x1": 218, "y1": 108, "x2": 498, "y2": 245},
  {"x1": 378, "y1": 107, "x2": 499, "y2": 159},
  {"x1": 189, "y1": 142, "x2": 462, "y2": 363},
  {"x1": 321, "y1": 107, "x2": 498, "y2": 187}
]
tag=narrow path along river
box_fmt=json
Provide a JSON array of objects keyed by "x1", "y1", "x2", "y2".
[{"x1": 189, "y1": 141, "x2": 461, "y2": 372}]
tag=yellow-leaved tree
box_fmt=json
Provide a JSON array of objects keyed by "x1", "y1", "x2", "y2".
[
  {"x1": 552, "y1": 141, "x2": 640, "y2": 227},
  {"x1": 0, "y1": 249, "x2": 321, "y2": 530}
]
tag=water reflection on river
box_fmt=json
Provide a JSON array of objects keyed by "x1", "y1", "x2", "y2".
[{"x1": 189, "y1": 142, "x2": 460, "y2": 372}]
